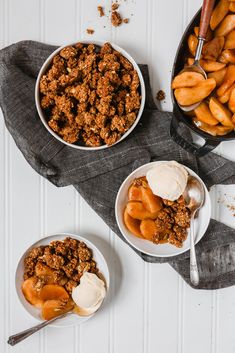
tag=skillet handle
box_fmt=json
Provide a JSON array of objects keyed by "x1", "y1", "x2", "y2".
[{"x1": 170, "y1": 112, "x2": 220, "y2": 157}]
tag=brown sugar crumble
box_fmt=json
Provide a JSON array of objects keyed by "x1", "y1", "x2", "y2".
[
  {"x1": 123, "y1": 18, "x2": 129, "y2": 24},
  {"x1": 156, "y1": 90, "x2": 166, "y2": 101},
  {"x1": 97, "y1": 6, "x2": 105, "y2": 17},
  {"x1": 86, "y1": 28, "x2": 94, "y2": 35},
  {"x1": 112, "y1": 3, "x2": 119, "y2": 11},
  {"x1": 111, "y1": 10, "x2": 123, "y2": 27},
  {"x1": 39, "y1": 42, "x2": 141, "y2": 147}
]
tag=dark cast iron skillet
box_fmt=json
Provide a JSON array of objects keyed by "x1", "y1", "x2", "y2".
[{"x1": 171, "y1": 1, "x2": 235, "y2": 157}]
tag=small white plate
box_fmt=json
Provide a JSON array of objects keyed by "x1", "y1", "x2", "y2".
[
  {"x1": 115, "y1": 161, "x2": 211, "y2": 258},
  {"x1": 15, "y1": 233, "x2": 110, "y2": 327}
]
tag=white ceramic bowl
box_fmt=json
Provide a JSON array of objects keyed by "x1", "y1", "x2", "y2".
[
  {"x1": 35, "y1": 40, "x2": 146, "y2": 150},
  {"x1": 15, "y1": 233, "x2": 110, "y2": 327},
  {"x1": 115, "y1": 161, "x2": 211, "y2": 258}
]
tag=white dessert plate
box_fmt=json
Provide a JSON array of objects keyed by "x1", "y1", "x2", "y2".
[
  {"x1": 115, "y1": 161, "x2": 211, "y2": 258},
  {"x1": 15, "y1": 233, "x2": 110, "y2": 327}
]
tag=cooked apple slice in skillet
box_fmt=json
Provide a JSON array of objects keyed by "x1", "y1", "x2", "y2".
[
  {"x1": 229, "y1": 2, "x2": 235, "y2": 12},
  {"x1": 210, "y1": 0, "x2": 230, "y2": 31},
  {"x1": 219, "y1": 49, "x2": 235, "y2": 64},
  {"x1": 217, "y1": 64, "x2": 235, "y2": 96},
  {"x1": 187, "y1": 58, "x2": 226, "y2": 72},
  {"x1": 126, "y1": 201, "x2": 159, "y2": 220},
  {"x1": 174, "y1": 78, "x2": 216, "y2": 106},
  {"x1": 228, "y1": 86, "x2": 235, "y2": 113},
  {"x1": 209, "y1": 97, "x2": 233, "y2": 127},
  {"x1": 193, "y1": 118, "x2": 233, "y2": 136},
  {"x1": 224, "y1": 30, "x2": 235, "y2": 49},
  {"x1": 123, "y1": 208, "x2": 142, "y2": 238},
  {"x1": 188, "y1": 34, "x2": 198, "y2": 56},
  {"x1": 208, "y1": 67, "x2": 227, "y2": 86},
  {"x1": 202, "y1": 36, "x2": 225, "y2": 61},
  {"x1": 194, "y1": 102, "x2": 218, "y2": 125},
  {"x1": 215, "y1": 14, "x2": 235, "y2": 37},
  {"x1": 171, "y1": 71, "x2": 205, "y2": 89},
  {"x1": 39, "y1": 284, "x2": 69, "y2": 301},
  {"x1": 218, "y1": 83, "x2": 235, "y2": 104},
  {"x1": 22, "y1": 276, "x2": 43, "y2": 308}
]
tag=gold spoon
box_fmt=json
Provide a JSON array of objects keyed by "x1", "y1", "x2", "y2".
[
  {"x1": 178, "y1": 0, "x2": 215, "y2": 112},
  {"x1": 183, "y1": 176, "x2": 205, "y2": 286}
]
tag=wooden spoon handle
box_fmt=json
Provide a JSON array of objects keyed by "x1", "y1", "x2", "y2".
[{"x1": 199, "y1": 0, "x2": 215, "y2": 39}]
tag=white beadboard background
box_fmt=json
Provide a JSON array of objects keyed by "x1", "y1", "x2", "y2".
[{"x1": 1, "y1": 1, "x2": 235, "y2": 352}]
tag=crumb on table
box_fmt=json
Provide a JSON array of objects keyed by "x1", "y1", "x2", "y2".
[
  {"x1": 156, "y1": 90, "x2": 166, "y2": 101},
  {"x1": 123, "y1": 18, "x2": 129, "y2": 24},
  {"x1": 112, "y1": 3, "x2": 119, "y2": 11},
  {"x1": 97, "y1": 5, "x2": 105, "y2": 17},
  {"x1": 111, "y1": 10, "x2": 122, "y2": 27},
  {"x1": 86, "y1": 28, "x2": 94, "y2": 35}
]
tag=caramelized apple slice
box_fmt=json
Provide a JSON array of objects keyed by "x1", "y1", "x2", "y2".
[
  {"x1": 215, "y1": 14, "x2": 235, "y2": 37},
  {"x1": 141, "y1": 187, "x2": 162, "y2": 214},
  {"x1": 193, "y1": 117, "x2": 233, "y2": 136},
  {"x1": 224, "y1": 30, "x2": 235, "y2": 49},
  {"x1": 208, "y1": 67, "x2": 227, "y2": 86},
  {"x1": 39, "y1": 284, "x2": 69, "y2": 301},
  {"x1": 174, "y1": 78, "x2": 216, "y2": 106},
  {"x1": 41, "y1": 299, "x2": 74, "y2": 321},
  {"x1": 128, "y1": 184, "x2": 142, "y2": 201},
  {"x1": 140, "y1": 219, "x2": 158, "y2": 241},
  {"x1": 171, "y1": 71, "x2": 204, "y2": 89},
  {"x1": 187, "y1": 58, "x2": 226, "y2": 72},
  {"x1": 126, "y1": 201, "x2": 159, "y2": 220},
  {"x1": 202, "y1": 36, "x2": 224, "y2": 61},
  {"x1": 209, "y1": 97, "x2": 233, "y2": 127},
  {"x1": 228, "y1": 86, "x2": 235, "y2": 113},
  {"x1": 124, "y1": 208, "x2": 142, "y2": 238},
  {"x1": 210, "y1": 0, "x2": 229, "y2": 30},
  {"x1": 22, "y1": 277, "x2": 43, "y2": 308},
  {"x1": 217, "y1": 65, "x2": 235, "y2": 96},
  {"x1": 194, "y1": 102, "x2": 219, "y2": 125},
  {"x1": 188, "y1": 34, "x2": 198, "y2": 56}
]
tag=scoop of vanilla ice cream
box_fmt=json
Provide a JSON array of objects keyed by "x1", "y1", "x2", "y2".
[
  {"x1": 72, "y1": 272, "x2": 106, "y2": 315},
  {"x1": 146, "y1": 161, "x2": 188, "y2": 201}
]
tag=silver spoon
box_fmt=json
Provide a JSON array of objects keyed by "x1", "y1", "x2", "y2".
[
  {"x1": 178, "y1": 0, "x2": 215, "y2": 112},
  {"x1": 183, "y1": 176, "x2": 205, "y2": 286},
  {"x1": 7, "y1": 311, "x2": 72, "y2": 346}
]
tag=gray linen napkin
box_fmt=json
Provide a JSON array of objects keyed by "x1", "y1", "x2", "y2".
[{"x1": 1, "y1": 40, "x2": 235, "y2": 289}]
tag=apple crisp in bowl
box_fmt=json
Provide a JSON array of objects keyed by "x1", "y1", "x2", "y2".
[
  {"x1": 115, "y1": 161, "x2": 211, "y2": 258},
  {"x1": 35, "y1": 41, "x2": 145, "y2": 150},
  {"x1": 15, "y1": 233, "x2": 109, "y2": 327}
]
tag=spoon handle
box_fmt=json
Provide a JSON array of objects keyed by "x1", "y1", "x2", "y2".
[
  {"x1": 190, "y1": 214, "x2": 199, "y2": 286},
  {"x1": 7, "y1": 312, "x2": 70, "y2": 346},
  {"x1": 199, "y1": 0, "x2": 215, "y2": 40}
]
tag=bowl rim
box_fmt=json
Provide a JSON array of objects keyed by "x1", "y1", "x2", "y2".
[
  {"x1": 115, "y1": 161, "x2": 211, "y2": 258},
  {"x1": 35, "y1": 40, "x2": 146, "y2": 151},
  {"x1": 15, "y1": 232, "x2": 110, "y2": 327}
]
